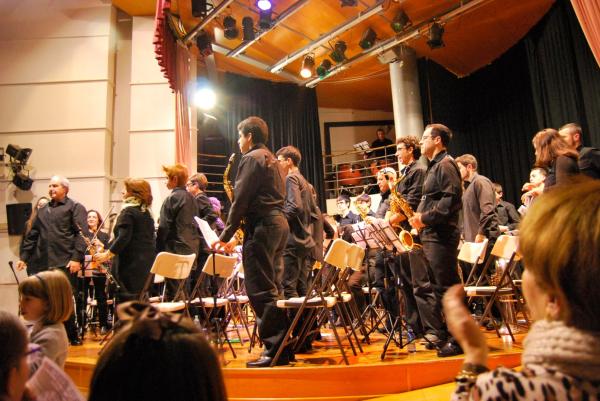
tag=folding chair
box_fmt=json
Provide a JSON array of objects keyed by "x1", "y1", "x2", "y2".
[
  {"x1": 139, "y1": 252, "x2": 196, "y2": 316},
  {"x1": 458, "y1": 239, "x2": 489, "y2": 286}
]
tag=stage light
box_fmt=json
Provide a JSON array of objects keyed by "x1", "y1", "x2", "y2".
[
  {"x1": 257, "y1": 0, "x2": 272, "y2": 11},
  {"x1": 330, "y1": 40, "x2": 347, "y2": 63},
  {"x1": 316, "y1": 59, "x2": 332, "y2": 78},
  {"x1": 242, "y1": 17, "x2": 255, "y2": 41},
  {"x1": 12, "y1": 171, "x2": 33, "y2": 191},
  {"x1": 340, "y1": 0, "x2": 357, "y2": 6},
  {"x1": 193, "y1": 87, "x2": 217, "y2": 110},
  {"x1": 300, "y1": 55, "x2": 314, "y2": 78},
  {"x1": 258, "y1": 8, "x2": 272, "y2": 30},
  {"x1": 191, "y1": 0, "x2": 208, "y2": 18},
  {"x1": 391, "y1": 10, "x2": 411, "y2": 33},
  {"x1": 427, "y1": 22, "x2": 445, "y2": 49},
  {"x1": 195, "y1": 30, "x2": 213, "y2": 56},
  {"x1": 359, "y1": 27, "x2": 376, "y2": 50},
  {"x1": 223, "y1": 16, "x2": 239, "y2": 40},
  {"x1": 6, "y1": 144, "x2": 32, "y2": 165}
]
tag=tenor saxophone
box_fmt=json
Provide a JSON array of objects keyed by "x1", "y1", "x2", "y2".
[
  {"x1": 387, "y1": 177, "x2": 416, "y2": 251},
  {"x1": 223, "y1": 153, "x2": 244, "y2": 243}
]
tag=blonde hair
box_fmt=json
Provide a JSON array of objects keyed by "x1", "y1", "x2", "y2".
[
  {"x1": 519, "y1": 177, "x2": 600, "y2": 331},
  {"x1": 162, "y1": 164, "x2": 189, "y2": 187},
  {"x1": 19, "y1": 270, "x2": 74, "y2": 324}
]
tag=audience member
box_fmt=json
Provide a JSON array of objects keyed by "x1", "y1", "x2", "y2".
[
  {"x1": 492, "y1": 183, "x2": 520, "y2": 233},
  {"x1": 0, "y1": 311, "x2": 29, "y2": 401}
]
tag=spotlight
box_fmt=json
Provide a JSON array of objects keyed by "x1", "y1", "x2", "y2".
[
  {"x1": 193, "y1": 87, "x2": 217, "y2": 110},
  {"x1": 300, "y1": 55, "x2": 314, "y2": 78},
  {"x1": 223, "y1": 16, "x2": 239, "y2": 40},
  {"x1": 316, "y1": 59, "x2": 332, "y2": 78},
  {"x1": 242, "y1": 17, "x2": 255, "y2": 41},
  {"x1": 191, "y1": 0, "x2": 208, "y2": 18},
  {"x1": 258, "y1": 8, "x2": 272, "y2": 30},
  {"x1": 391, "y1": 10, "x2": 411, "y2": 33},
  {"x1": 12, "y1": 171, "x2": 33, "y2": 191},
  {"x1": 359, "y1": 28, "x2": 376, "y2": 50},
  {"x1": 330, "y1": 40, "x2": 347, "y2": 63},
  {"x1": 427, "y1": 22, "x2": 445, "y2": 49},
  {"x1": 256, "y1": 0, "x2": 272, "y2": 11},
  {"x1": 6, "y1": 144, "x2": 32, "y2": 165},
  {"x1": 340, "y1": 0, "x2": 357, "y2": 6},
  {"x1": 195, "y1": 30, "x2": 213, "y2": 56}
]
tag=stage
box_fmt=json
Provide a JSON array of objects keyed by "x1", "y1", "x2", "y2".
[{"x1": 65, "y1": 328, "x2": 524, "y2": 401}]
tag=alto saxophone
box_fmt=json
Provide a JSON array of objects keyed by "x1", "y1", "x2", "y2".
[
  {"x1": 387, "y1": 176, "x2": 416, "y2": 251},
  {"x1": 223, "y1": 153, "x2": 244, "y2": 243}
]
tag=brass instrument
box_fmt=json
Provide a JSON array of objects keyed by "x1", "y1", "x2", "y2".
[
  {"x1": 387, "y1": 175, "x2": 417, "y2": 251},
  {"x1": 355, "y1": 198, "x2": 371, "y2": 222},
  {"x1": 223, "y1": 153, "x2": 244, "y2": 243}
]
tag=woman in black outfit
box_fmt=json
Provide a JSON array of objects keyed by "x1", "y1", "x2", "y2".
[
  {"x1": 85, "y1": 209, "x2": 111, "y2": 333},
  {"x1": 95, "y1": 179, "x2": 156, "y2": 301},
  {"x1": 532, "y1": 128, "x2": 580, "y2": 191}
]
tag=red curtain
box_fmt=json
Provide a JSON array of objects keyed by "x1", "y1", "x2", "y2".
[
  {"x1": 154, "y1": 0, "x2": 194, "y2": 171},
  {"x1": 571, "y1": 0, "x2": 600, "y2": 67}
]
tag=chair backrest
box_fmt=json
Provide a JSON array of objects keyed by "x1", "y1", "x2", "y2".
[
  {"x1": 458, "y1": 239, "x2": 489, "y2": 264},
  {"x1": 150, "y1": 252, "x2": 196, "y2": 280},
  {"x1": 202, "y1": 253, "x2": 238, "y2": 278},
  {"x1": 324, "y1": 239, "x2": 352, "y2": 269},
  {"x1": 490, "y1": 235, "x2": 518, "y2": 259}
]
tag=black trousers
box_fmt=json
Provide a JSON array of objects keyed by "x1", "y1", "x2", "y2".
[
  {"x1": 54, "y1": 267, "x2": 81, "y2": 341},
  {"x1": 282, "y1": 246, "x2": 309, "y2": 299},
  {"x1": 243, "y1": 213, "x2": 290, "y2": 358}
]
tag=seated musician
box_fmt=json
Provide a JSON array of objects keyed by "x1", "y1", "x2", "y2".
[
  {"x1": 492, "y1": 183, "x2": 520, "y2": 234},
  {"x1": 519, "y1": 167, "x2": 547, "y2": 215}
]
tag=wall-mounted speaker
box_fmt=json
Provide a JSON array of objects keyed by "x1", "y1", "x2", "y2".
[{"x1": 6, "y1": 203, "x2": 32, "y2": 235}]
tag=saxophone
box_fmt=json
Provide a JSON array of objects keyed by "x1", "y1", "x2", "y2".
[
  {"x1": 387, "y1": 175, "x2": 416, "y2": 251},
  {"x1": 223, "y1": 153, "x2": 244, "y2": 243}
]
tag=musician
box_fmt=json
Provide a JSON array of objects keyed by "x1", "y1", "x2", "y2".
[
  {"x1": 559, "y1": 123, "x2": 600, "y2": 179},
  {"x1": 85, "y1": 209, "x2": 110, "y2": 334},
  {"x1": 519, "y1": 167, "x2": 547, "y2": 215},
  {"x1": 409, "y1": 124, "x2": 463, "y2": 357},
  {"x1": 212, "y1": 116, "x2": 290, "y2": 367},
  {"x1": 276, "y1": 146, "x2": 316, "y2": 299},
  {"x1": 455, "y1": 154, "x2": 500, "y2": 244},
  {"x1": 532, "y1": 128, "x2": 579, "y2": 191},
  {"x1": 156, "y1": 164, "x2": 200, "y2": 297},
  {"x1": 17, "y1": 175, "x2": 89, "y2": 345},
  {"x1": 493, "y1": 183, "x2": 520, "y2": 233},
  {"x1": 94, "y1": 179, "x2": 156, "y2": 301}
]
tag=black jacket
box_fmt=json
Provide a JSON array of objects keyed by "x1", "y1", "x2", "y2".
[
  {"x1": 156, "y1": 187, "x2": 200, "y2": 256},
  {"x1": 283, "y1": 171, "x2": 316, "y2": 251},
  {"x1": 462, "y1": 173, "x2": 500, "y2": 242},
  {"x1": 496, "y1": 200, "x2": 520, "y2": 231},
  {"x1": 20, "y1": 197, "x2": 89, "y2": 271},
  {"x1": 578, "y1": 146, "x2": 600, "y2": 179},
  {"x1": 544, "y1": 155, "x2": 579, "y2": 190},
  {"x1": 194, "y1": 192, "x2": 218, "y2": 252}
]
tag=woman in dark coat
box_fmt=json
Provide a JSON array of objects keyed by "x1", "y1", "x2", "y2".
[
  {"x1": 532, "y1": 128, "x2": 580, "y2": 191},
  {"x1": 95, "y1": 178, "x2": 156, "y2": 301}
]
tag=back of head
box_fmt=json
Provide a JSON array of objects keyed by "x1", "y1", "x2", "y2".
[
  {"x1": 519, "y1": 178, "x2": 600, "y2": 331},
  {"x1": 0, "y1": 311, "x2": 28, "y2": 397},
  {"x1": 124, "y1": 178, "x2": 153, "y2": 207},
  {"x1": 237, "y1": 116, "x2": 269, "y2": 144},
  {"x1": 533, "y1": 128, "x2": 578, "y2": 168},
  {"x1": 276, "y1": 145, "x2": 302, "y2": 167},
  {"x1": 19, "y1": 270, "x2": 74, "y2": 324},
  {"x1": 162, "y1": 164, "x2": 189, "y2": 187},
  {"x1": 89, "y1": 303, "x2": 227, "y2": 401}
]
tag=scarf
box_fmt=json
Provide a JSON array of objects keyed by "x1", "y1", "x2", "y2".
[
  {"x1": 522, "y1": 319, "x2": 600, "y2": 381},
  {"x1": 122, "y1": 196, "x2": 149, "y2": 213}
]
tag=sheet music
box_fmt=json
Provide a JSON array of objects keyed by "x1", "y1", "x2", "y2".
[
  {"x1": 27, "y1": 358, "x2": 85, "y2": 401},
  {"x1": 353, "y1": 141, "x2": 370, "y2": 152},
  {"x1": 194, "y1": 216, "x2": 220, "y2": 247}
]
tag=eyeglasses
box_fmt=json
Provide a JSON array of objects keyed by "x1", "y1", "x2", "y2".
[{"x1": 185, "y1": 182, "x2": 195, "y2": 187}]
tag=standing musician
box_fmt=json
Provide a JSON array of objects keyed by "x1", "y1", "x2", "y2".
[
  {"x1": 17, "y1": 175, "x2": 89, "y2": 345},
  {"x1": 212, "y1": 116, "x2": 291, "y2": 368},
  {"x1": 409, "y1": 124, "x2": 464, "y2": 357}
]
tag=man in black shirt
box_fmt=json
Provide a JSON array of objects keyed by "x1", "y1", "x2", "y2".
[
  {"x1": 212, "y1": 116, "x2": 290, "y2": 367},
  {"x1": 409, "y1": 124, "x2": 463, "y2": 357},
  {"x1": 18, "y1": 175, "x2": 89, "y2": 345},
  {"x1": 157, "y1": 164, "x2": 200, "y2": 297},
  {"x1": 559, "y1": 123, "x2": 600, "y2": 179},
  {"x1": 368, "y1": 128, "x2": 394, "y2": 159},
  {"x1": 492, "y1": 183, "x2": 520, "y2": 233}
]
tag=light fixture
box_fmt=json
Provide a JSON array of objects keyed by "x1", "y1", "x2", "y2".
[
  {"x1": 427, "y1": 22, "x2": 445, "y2": 49},
  {"x1": 391, "y1": 10, "x2": 411, "y2": 33},
  {"x1": 257, "y1": 0, "x2": 272, "y2": 11},
  {"x1": 300, "y1": 55, "x2": 314, "y2": 78},
  {"x1": 6, "y1": 144, "x2": 33, "y2": 191},
  {"x1": 223, "y1": 16, "x2": 239, "y2": 40},
  {"x1": 340, "y1": 0, "x2": 357, "y2": 6},
  {"x1": 359, "y1": 28, "x2": 376, "y2": 50},
  {"x1": 316, "y1": 59, "x2": 332, "y2": 78},
  {"x1": 258, "y1": 8, "x2": 272, "y2": 30},
  {"x1": 6, "y1": 145, "x2": 32, "y2": 165},
  {"x1": 330, "y1": 40, "x2": 347, "y2": 63},
  {"x1": 196, "y1": 30, "x2": 213, "y2": 56},
  {"x1": 191, "y1": 0, "x2": 208, "y2": 18},
  {"x1": 242, "y1": 17, "x2": 255, "y2": 41},
  {"x1": 12, "y1": 171, "x2": 33, "y2": 191},
  {"x1": 193, "y1": 87, "x2": 217, "y2": 110}
]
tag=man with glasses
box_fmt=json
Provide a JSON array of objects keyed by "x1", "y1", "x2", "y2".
[{"x1": 409, "y1": 124, "x2": 464, "y2": 357}]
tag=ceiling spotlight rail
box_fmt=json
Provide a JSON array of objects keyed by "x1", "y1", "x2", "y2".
[
  {"x1": 184, "y1": 0, "x2": 236, "y2": 44},
  {"x1": 228, "y1": 0, "x2": 310, "y2": 58},
  {"x1": 304, "y1": 0, "x2": 490, "y2": 87},
  {"x1": 269, "y1": 0, "x2": 385, "y2": 73}
]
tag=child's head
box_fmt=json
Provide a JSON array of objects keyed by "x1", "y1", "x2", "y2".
[{"x1": 19, "y1": 270, "x2": 73, "y2": 324}]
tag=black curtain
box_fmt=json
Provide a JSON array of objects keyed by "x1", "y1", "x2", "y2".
[
  {"x1": 418, "y1": 0, "x2": 600, "y2": 206},
  {"x1": 198, "y1": 73, "x2": 325, "y2": 207}
]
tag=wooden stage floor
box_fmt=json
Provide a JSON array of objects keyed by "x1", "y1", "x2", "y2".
[{"x1": 65, "y1": 327, "x2": 525, "y2": 401}]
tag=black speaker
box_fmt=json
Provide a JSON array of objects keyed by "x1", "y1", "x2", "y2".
[{"x1": 6, "y1": 203, "x2": 32, "y2": 235}]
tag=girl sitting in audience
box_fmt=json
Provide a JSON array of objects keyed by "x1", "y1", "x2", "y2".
[
  {"x1": 88, "y1": 302, "x2": 226, "y2": 401},
  {"x1": 0, "y1": 311, "x2": 29, "y2": 401},
  {"x1": 19, "y1": 270, "x2": 73, "y2": 368},
  {"x1": 445, "y1": 178, "x2": 600, "y2": 401}
]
